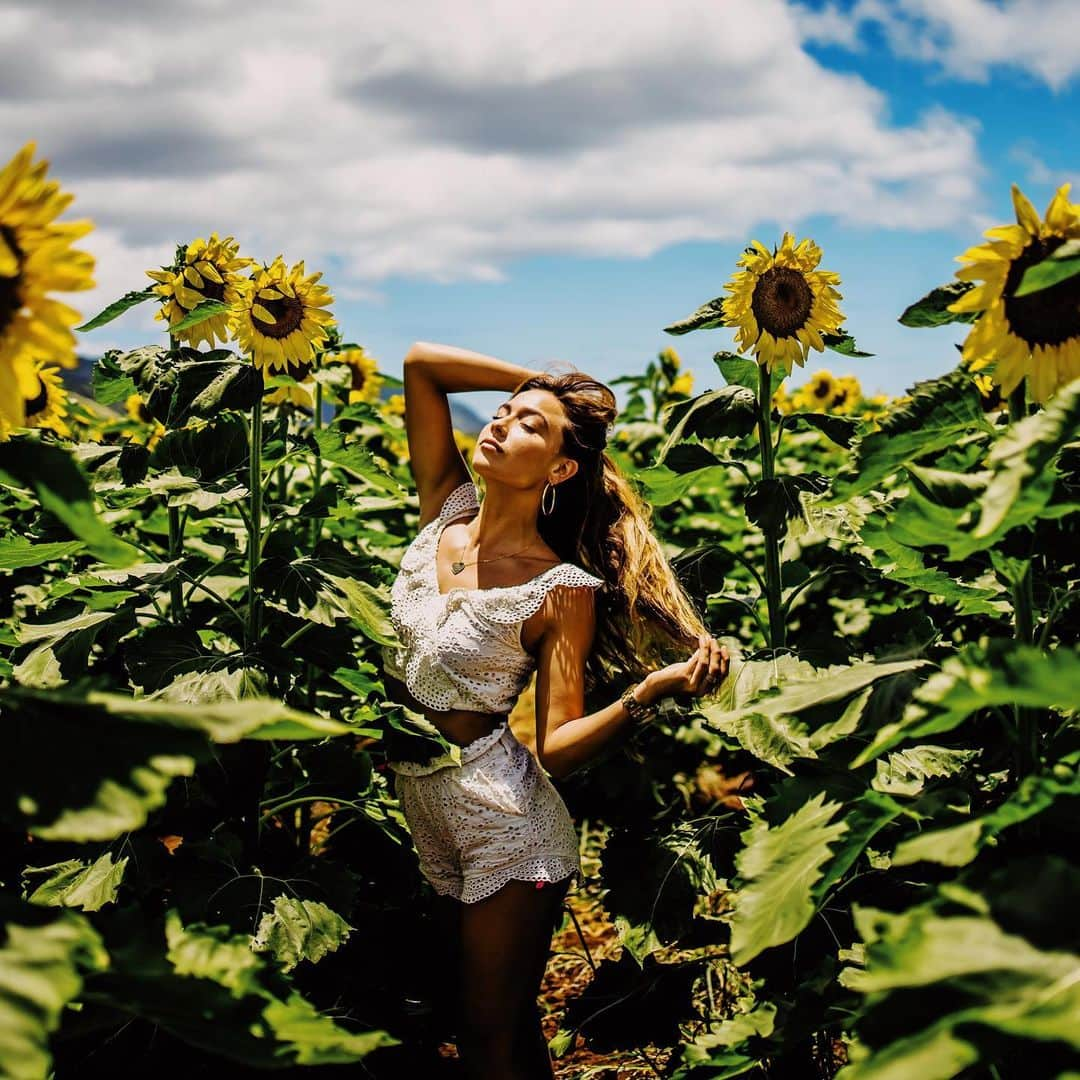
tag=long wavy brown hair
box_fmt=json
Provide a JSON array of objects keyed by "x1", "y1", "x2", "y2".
[{"x1": 492, "y1": 366, "x2": 710, "y2": 695}]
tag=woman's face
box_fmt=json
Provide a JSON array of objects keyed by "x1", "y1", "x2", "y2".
[{"x1": 473, "y1": 388, "x2": 573, "y2": 485}]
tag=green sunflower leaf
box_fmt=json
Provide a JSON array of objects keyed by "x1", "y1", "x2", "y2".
[
  {"x1": 663, "y1": 295, "x2": 728, "y2": 335},
  {"x1": 73, "y1": 286, "x2": 157, "y2": 332},
  {"x1": 728, "y1": 791, "x2": 849, "y2": 964},
  {"x1": 898, "y1": 282, "x2": 979, "y2": 327},
  {"x1": 250, "y1": 896, "x2": 354, "y2": 973}
]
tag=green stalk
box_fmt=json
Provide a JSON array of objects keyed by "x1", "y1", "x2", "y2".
[
  {"x1": 310, "y1": 377, "x2": 324, "y2": 552},
  {"x1": 166, "y1": 332, "x2": 185, "y2": 623},
  {"x1": 1007, "y1": 377, "x2": 1038, "y2": 776},
  {"x1": 305, "y1": 372, "x2": 325, "y2": 708},
  {"x1": 757, "y1": 363, "x2": 786, "y2": 652},
  {"x1": 246, "y1": 375, "x2": 264, "y2": 654}
]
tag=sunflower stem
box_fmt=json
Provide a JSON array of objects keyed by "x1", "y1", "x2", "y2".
[
  {"x1": 1007, "y1": 377, "x2": 1039, "y2": 777},
  {"x1": 246, "y1": 374, "x2": 264, "y2": 655},
  {"x1": 757, "y1": 362, "x2": 786, "y2": 652},
  {"x1": 310, "y1": 378, "x2": 324, "y2": 554},
  {"x1": 167, "y1": 333, "x2": 185, "y2": 624}
]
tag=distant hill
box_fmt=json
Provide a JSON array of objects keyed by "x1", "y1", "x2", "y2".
[{"x1": 68, "y1": 353, "x2": 488, "y2": 435}]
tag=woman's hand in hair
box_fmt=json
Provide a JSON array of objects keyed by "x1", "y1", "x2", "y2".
[{"x1": 641, "y1": 634, "x2": 728, "y2": 704}]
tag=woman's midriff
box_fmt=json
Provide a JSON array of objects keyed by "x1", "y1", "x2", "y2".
[{"x1": 382, "y1": 673, "x2": 508, "y2": 748}]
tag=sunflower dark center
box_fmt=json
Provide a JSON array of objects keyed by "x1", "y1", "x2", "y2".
[
  {"x1": 0, "y1": 225, "x2": 24, "y2": 336},
  {"x1": 813, "y1": 380, "x2": 832, "y2": 399},
  {"x1": 194, "y1": 274, "x2": 225, "y2": 304},
  {"x1": 23, "y1": 375, "x2": 47, "y2": 416},
  {"x1": 1003, "y1": 235, "x2": 1080, "y2": 347},
  {"x1": 252, "y1": 292, "x2": 304, "y2": 339},
  {"x1": 281, "y1": 358, "x2": 312, "y2": 382},
  {"x1": 751, "y1": 266, "x2": 814, "y2": 338}
]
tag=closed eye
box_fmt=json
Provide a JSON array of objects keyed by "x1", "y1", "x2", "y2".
[{"x1": 491, "y1": 413, "x2": 537, "y2": 433}]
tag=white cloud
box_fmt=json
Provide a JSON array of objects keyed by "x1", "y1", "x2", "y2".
[
  {"x1": 2, "y1": 0, "x2": 984, "y2": 352},
  {"x1": 798, "y1": 0, "x2": 1080, "y2": 90}
]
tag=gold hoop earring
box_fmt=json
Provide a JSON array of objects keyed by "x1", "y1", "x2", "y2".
[{"x1": 541, "y1": 481, "x2": 557, "y2": 516}]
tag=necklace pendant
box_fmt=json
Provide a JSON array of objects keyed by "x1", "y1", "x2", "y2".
[{"x1": 451, "y1": 560, "x2": 466, "y2": 574}]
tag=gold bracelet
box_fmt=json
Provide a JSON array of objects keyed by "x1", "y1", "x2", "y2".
[{"x1": 620, "y1": 683, "x2": 657, "y2": 722}]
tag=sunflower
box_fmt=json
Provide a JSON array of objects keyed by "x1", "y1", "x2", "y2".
[
  {"x1": 0, "y1": 142, "x2": 95, "y2": 440},
  {"x1": 668, "y1": 372, "x2": 694, "y2": 398},
  {"x1": 949, "y1": 182, "x2": 1080, "y2": 405},
  {"x1": 972, "y1": 371, "x2": 1006, "y2": 413},
  {"x1": 830, "y1": 374, "x2": 862, "y2": 415},
  {"x1": 795, "y1": 369, "x2": 838, "y2": 412},
  {"x1": 231, "y1": 254, "x2": 335, "y2": 375},
  {"x1": 658, "y1": 346, "x2": 682, "y2": 377},
  {"x1": 723, "y1": 231, "x2": 845, "y2": 377},
  {"x1": 23, "y1": 360, "x2": 73, "y2": 438},
  {"x1": 335, "y1": 346, "x2": 383, "y2": 405},
  {"x1": 771, "y1": 381, "x2": 797, "y2": 414},
  {"x1": 146, "y1": 233, "x2": 253, "y2": 349},
  {"x1": 265, "y1": 382, "x2": 316, "y2": 408},
  {"x1": 125, "y1": 392, "x2": 166, "y2": 451},
  {"x1": 454, "y1": 429, "x2": 476, "y2": 458},
  {"x1": 381, "y1": 392, "x2": 405, "y2": 417}
]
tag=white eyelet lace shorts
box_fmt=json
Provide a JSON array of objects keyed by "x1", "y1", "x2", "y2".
[{"x1": 389, "y1": 720, "x2": 582, "y2": 904}]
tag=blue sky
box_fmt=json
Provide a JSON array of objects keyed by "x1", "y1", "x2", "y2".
[{"x1": 6, "y1": 0, "x2": 1077, "y2": 419}]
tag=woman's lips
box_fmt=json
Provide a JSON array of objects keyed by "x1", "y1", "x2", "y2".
[{"x1": 479, "y1": 438, "x2": 503, "y2": 453}]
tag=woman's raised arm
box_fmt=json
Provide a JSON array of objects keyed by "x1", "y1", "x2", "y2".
[{"x1": 402, "y1": 341, "x2": 535, "y2": 526}]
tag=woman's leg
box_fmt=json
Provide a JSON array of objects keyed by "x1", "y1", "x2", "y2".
[
  {"x1": 511, "y1": 874, "x2": 573, "y2": 1079},
  {"x1": 456, "y1": 876, "x2": 570, "y2": 1080},
  {"x1": 430, "y1": 892, "x2": 463, "y2": 1041}
]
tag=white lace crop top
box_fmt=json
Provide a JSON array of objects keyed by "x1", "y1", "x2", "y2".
[{"x1": 380, "y1": 479, "x2": 604, "y2": 714}]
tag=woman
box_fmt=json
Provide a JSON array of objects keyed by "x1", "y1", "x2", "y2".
[{"x1": 380, "y1": 341, "x2": 729, "y2": 1079}]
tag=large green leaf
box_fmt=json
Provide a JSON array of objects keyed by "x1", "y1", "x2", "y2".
[
  {"x1": 11, "y1": 607, "x2": 119, "y2": 690},
  {"x1": 0, "y1": 538, "x2": 84, "y2": 571},
  {"x1": 701, "y1": 657, "x2": 931, "y2": 773},
  {"x1": 856, "y1": 518, "x2": 1009, "y2": 618},
  {"x1": 822, "y1": 329, "x2": 873, "y2": 357},
  {"x1": 852, "y1": 640, "x2": 1080, "y2": 766},
  {"x1": 85, "y1": 910, "x2": 397, "y2": 1067},
  {"x1": 0, "y1": 908, "x2": 109, "y2": 1080},
  {"x1": 148, "y1": 354, "x2": 263, "y2": 427},
  {"x1": 871, "y1": 745, "x2": 981, "y2": 798},
  {"x1": 682, "y1": 1002, "x2": 777, "y2": 1071},
  {"x1": 744, "y1": 473, "x2": 831, "y2": 536},
  {"x1": 1, "y1": 686, "x2": 352, "y2": 840},
  {"x1": 959, "y1": 373, "x2": 1080, "y2": 556},
  {"x1": 1015, "y1": 238, "x2": 1080, "y2": 296},
  {"x1": 149, "y1": 413, "x2": 250, "y2": 482},
  {"x1": 836, "y1": 1026, "x2": 980, "y2": 1080},
  {"x1": 656, "y1": 385, "x2": 758, "y2": 464},
  {"x1": 22, "y1": 853, "x2": 128, "y2": 912},
  {"x1": 166, "y1": 298, "x2": 230, "y2": 333},
  {"x1": 781, "y1": 411, "x2": 861, "y2": 448},
  {"x1": 632, "y1": 463, "x2": 725, "y2": 506},
  {"x1": 0, "y1": 439, "x2": 140, "y2": 566},
  {"x1": 250, "y1": 896, "x2": 354, "y2": 973},
  {"x1": 663, "y1": 294, "x2": 728, "y2": 335},
  {"x1": 898, "y1": 282, "x2": 978, "y2": 327},
  {"x1": 310, "y1": 427, "x2": 402, "y2": 494},
  {"x1": 260, "y1": 541, "x2": 397, "y2": 642},
  {"x1": 728, "y1": 791, "x2": 849, "y2": 964},
  {"x1": 822, "y1": 368, "x2": 991, "y2": 503},
  {"x1": 891, "y1": 769, "x2": 1080, "y2": 867},
  {"x1": 74, "y1": 286, "x2": 157, "y2": 332},
  {"x1": 713, "y1": 352, "x2": 787, "y2": 397},
  {"x1": 839, "y1": 906, "x2": 1080, "y2": 1072}
]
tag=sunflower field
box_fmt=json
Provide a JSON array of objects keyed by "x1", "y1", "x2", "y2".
[{"x1": 1, "y1": 140, "x2": 1078, "y2": 1080}]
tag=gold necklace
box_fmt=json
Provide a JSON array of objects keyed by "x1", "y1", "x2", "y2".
[{"x1": 451, "y1": 532, "x2": 542, "y2": 575}]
